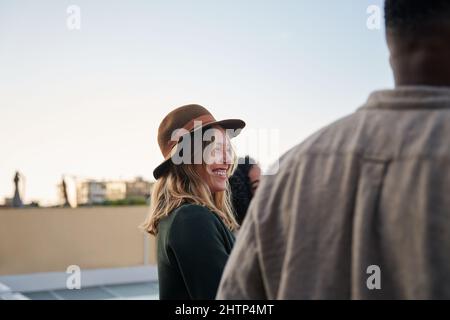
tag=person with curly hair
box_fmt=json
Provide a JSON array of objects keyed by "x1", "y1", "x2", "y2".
[{"x1": 228, "y1": 156, "x2": 261, "y2": 225}]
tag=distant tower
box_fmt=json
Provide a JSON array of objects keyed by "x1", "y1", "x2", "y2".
[
  {"x1": 12, "y1": 171, "x2": 24, "y2": 208},
  {"x1": 61, "y1": 176, "x2": 71, "y2": 208}
]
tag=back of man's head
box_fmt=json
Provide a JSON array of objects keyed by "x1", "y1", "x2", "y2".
[
  {"x1": 385, "y1": 0, "x2": 450, "y2": 33},
  {"x1": 385, "y1": 0, "x2": 450, "y2": 86}
]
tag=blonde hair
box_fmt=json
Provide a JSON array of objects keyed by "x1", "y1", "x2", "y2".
[{"x1": 141, "y1": 135, "x2": 239, "y2": 235}]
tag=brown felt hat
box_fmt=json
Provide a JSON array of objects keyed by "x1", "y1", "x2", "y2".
[{"x1": 153, "y1": 104, "x2": 246, "y2": 179}]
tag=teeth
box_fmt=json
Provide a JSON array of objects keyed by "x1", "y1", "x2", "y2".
[{"x1": 213, "y1": 169, "x2": 227, "y2": 177}]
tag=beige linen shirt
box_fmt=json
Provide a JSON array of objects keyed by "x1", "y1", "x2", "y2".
[{"x1": 217, "y1": 86, "x2": 450, "y2": 299}]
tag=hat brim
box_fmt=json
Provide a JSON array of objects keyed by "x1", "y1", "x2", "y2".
[{"x1": 153, "y1": 119, "x2": 246, "y2": 180}]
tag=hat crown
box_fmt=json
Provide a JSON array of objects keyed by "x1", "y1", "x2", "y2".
[{"x1": 157, "y1": 104, "x2": 215, "y2": 157}]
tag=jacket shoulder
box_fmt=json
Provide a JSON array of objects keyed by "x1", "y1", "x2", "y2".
[
  {"x1": 170, "y1": 204, "x2": 221, "y2": 229},
  {"x1": 167, "y1": 204, "x2": 224, "y2": 247},
  {"x1": 172, "y1": 203, "x2": 216, "y2": 218}
]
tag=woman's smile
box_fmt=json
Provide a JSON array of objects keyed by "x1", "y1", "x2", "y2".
[{"x1": 210, "y1": 166, "x2": 229, "y2": 179}]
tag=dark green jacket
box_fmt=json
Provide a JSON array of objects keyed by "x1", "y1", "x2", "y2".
[{"x1": 157, "y1": 203, "x2": 236, "y2": 300}]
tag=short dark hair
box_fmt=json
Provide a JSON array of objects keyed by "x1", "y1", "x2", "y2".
[{"x1": 385, "y1": 0, "x2": 450, "y2": 31}]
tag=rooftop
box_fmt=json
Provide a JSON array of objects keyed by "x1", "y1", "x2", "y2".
[{"x1": 0, "y1": 206, "x2": 158, "y2": 300}]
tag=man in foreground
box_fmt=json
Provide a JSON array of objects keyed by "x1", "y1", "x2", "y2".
[{"x1": 217, "y1": 0, "x2": 450, "y2": 299}]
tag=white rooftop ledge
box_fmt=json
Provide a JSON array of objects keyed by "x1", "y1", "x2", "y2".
[{"x1": 0, "y1": 265, "x2": 158, "y2": 293}]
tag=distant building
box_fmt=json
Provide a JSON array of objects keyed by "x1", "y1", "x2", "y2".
[
  {"x1": 69, "y1": 177, "x2": 153, "y2": 206},
  {"x1": 76, "y1": 180, "x2": 106, "y2": 206},
  {"x1": 105, "y1": 181, "x2": 127, "y2": 201},
  {"x1": 126, "y1": 177, "x2": 152, "y2": 200}
]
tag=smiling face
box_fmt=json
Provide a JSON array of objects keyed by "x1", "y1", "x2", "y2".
[{"x1": 195, "y1": 126, "x2": 234, "y2": 193}]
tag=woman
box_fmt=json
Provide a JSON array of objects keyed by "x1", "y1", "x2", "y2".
[
  {"x1": 142, "y1": 104, "x2": 245, "y2": 300},
  {"x1": 228, "y1": 156, "x2": 261, "y2": 224}
]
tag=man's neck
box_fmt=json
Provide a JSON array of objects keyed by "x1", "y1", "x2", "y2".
[
  {"x1": 388, "y1": 27, "x2": 450, "y2": 88},
  {"x1": 392, "y1": 52, "x2": 450, "y2": 87}
]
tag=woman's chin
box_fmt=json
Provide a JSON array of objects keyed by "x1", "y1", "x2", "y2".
[{"x1": 210, "y1": 183, "x2": 227, "y2": 193}]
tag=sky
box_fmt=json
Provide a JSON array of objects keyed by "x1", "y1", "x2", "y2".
[{"x1": 0, "y1": 0, "x2": 391, "y2": 206}]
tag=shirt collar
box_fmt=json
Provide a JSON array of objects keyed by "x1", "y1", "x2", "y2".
[{"x1": 360, "y1": 86, "x2": 450, "y2": 111}]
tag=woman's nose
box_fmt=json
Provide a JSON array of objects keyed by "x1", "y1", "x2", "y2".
[{"x1": 223, "y1": 146, "x2": 232, "y2": 164}]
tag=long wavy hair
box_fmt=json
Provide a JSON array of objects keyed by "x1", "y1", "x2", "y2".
[{"x1": 141, "y1": 134, "x2": 239, "y2": 235}]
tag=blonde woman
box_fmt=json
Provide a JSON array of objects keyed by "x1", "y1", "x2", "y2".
[{"x1": 142, "y1": 104, "x2": 245, "y2": 300}]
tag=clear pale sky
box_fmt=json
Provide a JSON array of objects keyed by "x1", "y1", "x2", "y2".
[{"x1": 0, "y1": 0, "x2": 391, "y2": 206}]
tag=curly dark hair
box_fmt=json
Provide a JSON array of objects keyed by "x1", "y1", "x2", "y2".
[
  {"x1": 385, "y1": 0, "x2": 450, "y2": 32},
  {"x1": 228, "y1": 156, "x2": 257, "y2": 225}
]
